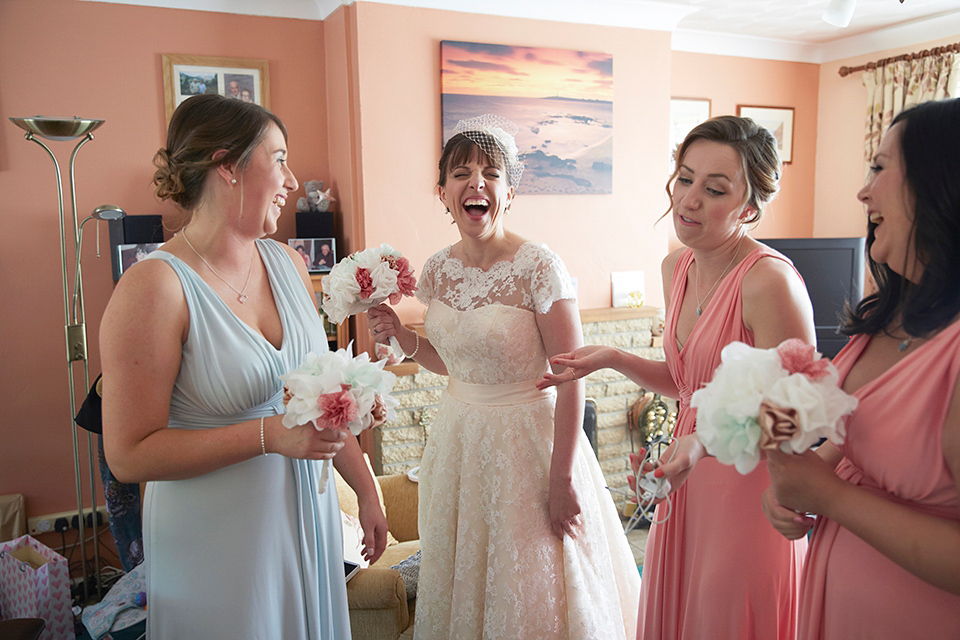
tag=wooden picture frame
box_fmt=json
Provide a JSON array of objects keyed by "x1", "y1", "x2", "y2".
[
  {"x1": 162, "y1": 54, "x2": 269, "y2": 121},
  {"x1": 737, "y1": 105, "x2": 795, "y2": 163},
  {"x1": 669, "y1": 98, "x2": 711, "y2": 167}
]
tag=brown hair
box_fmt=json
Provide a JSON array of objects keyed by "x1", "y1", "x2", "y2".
[
  {"x1": 437, "y1": 132, "x2": 513, "y2": 188},
  {"x1": 665, "y1": 115, "x2": 781, "y2": 224},
  {"x1": 153, "y1": 94, "x2": 287, "y2": 219}
]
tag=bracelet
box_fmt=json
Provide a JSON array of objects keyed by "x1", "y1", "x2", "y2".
[
  {"x1": 404, "y1": 331, "x2": 420, "y2": 360},
  {"x1": 260, "y1": 416, "x2": 267, "y2": 456}
]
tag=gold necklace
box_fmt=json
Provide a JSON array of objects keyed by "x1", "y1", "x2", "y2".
[
  {"x1": 182, "y1": 230, "x2": 254, "y2": 303},
  {"x1": 695, "y1": 235, "x2": 745, "y2": 317}
]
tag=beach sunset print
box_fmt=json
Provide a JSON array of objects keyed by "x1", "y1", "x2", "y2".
[{"x1": 441, "y1": 41, "x2": 613, "y2": 195}]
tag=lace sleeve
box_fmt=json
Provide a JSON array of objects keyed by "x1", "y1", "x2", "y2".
[
  {"x1": 529, "y1": 244, "x2": 577, "y2": 315},
  {"x1": 415, "y1": 250, "x2": 443, "y2": 306}
]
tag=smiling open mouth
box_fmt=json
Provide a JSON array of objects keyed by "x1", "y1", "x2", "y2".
[{"x1": 463, "y1": 198, "x2": 489, "y2": 216}]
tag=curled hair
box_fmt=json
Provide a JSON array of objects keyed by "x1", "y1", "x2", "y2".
[
  {"x1": 153, "y1": 94, "x2": 287, "y2": 221},
  {"x1": 438, "y1": 132, "x2": 518, "y2": 188},
  {"x1": 842, "y1": 98, "x2": 960, "y2": 339},
  {"x1": 665, "y1": 115, "x2": 782, "y2": 224}
]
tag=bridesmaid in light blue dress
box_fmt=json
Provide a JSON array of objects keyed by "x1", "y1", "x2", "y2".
[{"x1": 100, "y1": 94, "x2": 388, "y2": 639}]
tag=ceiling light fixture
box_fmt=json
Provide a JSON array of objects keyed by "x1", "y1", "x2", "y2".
[{"x1": 823, "y1": 0, "x2": 857, "y2": 28}]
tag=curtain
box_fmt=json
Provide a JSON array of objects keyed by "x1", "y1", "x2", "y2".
[{"x1": 863, "y1": 52, "x2": 959, "y2": 162}]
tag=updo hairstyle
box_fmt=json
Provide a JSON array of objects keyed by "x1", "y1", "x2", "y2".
[
  {"x1": 153, "y1": 94, "x2": 287, "y2": 214},
  {"x1": 666, "y1": 115, "x2": 782, "y2": 224}
]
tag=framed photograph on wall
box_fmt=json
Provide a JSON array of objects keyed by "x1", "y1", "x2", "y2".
[
  {"x1": 289, "y1": 238, "x2": 336, "y2": 273},
  {"x1": 669, "y1": 98, "x2": 711, "y2": 167},
  {"x1": 162, "y1": 54, "x2": 269, "y2": 121},
  {"x1": 737, "y1": 105, "x2": 794, "y2": 163},
  {"x1": 116, "y1": 242, "x2": 163, "y2": 279}
]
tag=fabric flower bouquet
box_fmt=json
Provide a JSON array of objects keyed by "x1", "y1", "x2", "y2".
[
  {"x1": 320, "y1": 244, "x2": 417, "y2": 358},
  {"x1": 691, "y1": 339, "x2": 858, "y2": 474},
  {"x1": 280, "y1": 343, "x2": 399, "y2": 492}
]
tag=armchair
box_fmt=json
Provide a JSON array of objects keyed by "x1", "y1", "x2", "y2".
[{"x1": 340, "y1": 472, "x2": 419, "y2": 640}]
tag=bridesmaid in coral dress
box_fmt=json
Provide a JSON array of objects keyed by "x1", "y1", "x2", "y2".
[
  {"x1": 542, "y1": 116, "x2": 815, "y2": 639},
  {"x1": 764, "y1": 99, "x2": 960, "y2": 639}
]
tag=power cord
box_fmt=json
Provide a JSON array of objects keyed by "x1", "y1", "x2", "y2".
[{"x1": 622, "y1": 435, "x2": 677, "y2": 533}]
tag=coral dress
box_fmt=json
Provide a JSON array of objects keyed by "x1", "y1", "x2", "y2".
[
  {"x1": 798, "y1": 320, "x2": 960, "y2": 639},
  {"x1": 414, "y1": 243, "x2": 641, "y2": 640},
  {"x1": 142, "y1": 239, "x2": 350, "y2": 639},
  {"x1": 639, "y1": 247, "x2": 807, "y2": 640}
]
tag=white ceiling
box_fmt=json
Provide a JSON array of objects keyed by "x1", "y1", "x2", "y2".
[{"x1": 84, "y1": 0, "x2": 960, "y2": 62}]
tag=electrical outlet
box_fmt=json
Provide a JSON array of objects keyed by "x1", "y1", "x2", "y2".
[{"x1": 28, "y1": 506, "x2": 108, "y2": 536}]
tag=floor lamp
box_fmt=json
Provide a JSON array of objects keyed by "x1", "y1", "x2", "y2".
[{"x1": 10, "y1": 115, "x2": 127, "y2": 601}]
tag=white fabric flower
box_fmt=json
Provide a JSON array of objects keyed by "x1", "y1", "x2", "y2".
[{"x1": 691, "y1": 340, "x2": 857, "y2": 475}]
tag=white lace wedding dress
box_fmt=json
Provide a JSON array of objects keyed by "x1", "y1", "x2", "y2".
[{"x1": 414, "y1": 242, "x2": 641, "y2": 640}]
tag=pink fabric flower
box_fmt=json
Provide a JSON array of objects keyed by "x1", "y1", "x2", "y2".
[
  {"x1": 355, "y1": 267, "x2": 374, "y2": 300},
  {"x1": 776, "y1": 338, "x2": 830, "y2": 381},
  {"x1": 315, "y1": 385, "x2": 358, "y2": 431},
  {"x1": 386, "y1": 256, "x2": 417, "y2": 303}
]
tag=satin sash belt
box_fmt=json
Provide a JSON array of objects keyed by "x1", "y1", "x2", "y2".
[{"x1": 446, "y1": 378, "x2": 555, "y2": 406}]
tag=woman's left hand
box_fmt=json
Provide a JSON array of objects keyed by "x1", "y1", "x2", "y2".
[
  {"x1": 357, "y1": 495, "x2": 389, "y2": 564},
  {"x1": 549, "y1": 476, "x2": 582, "y2": 539},
  {"x1": 645, "y1": 434, "x2": 706, "y2": 496},
  {"x1": 766, "y1": 448, "x2": 842, "y2": 517}
]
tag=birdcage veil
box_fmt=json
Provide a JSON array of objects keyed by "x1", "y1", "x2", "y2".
[{"x1": 452, "y1": 114, "x2": 524, "y2": 187}]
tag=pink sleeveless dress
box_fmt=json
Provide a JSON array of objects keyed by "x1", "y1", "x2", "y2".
[
  {"x1": 798, "y1": 320, "x2": 960, "y2": 639},
  {"x1": 638, "y1": 247, "x2": 807, "y2": 640}
]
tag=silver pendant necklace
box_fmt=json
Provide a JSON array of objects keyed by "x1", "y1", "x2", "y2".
[
  {"x1": 182, "y1": 230, "x2": 254, "y2": 304},
  {"x1": 695, "y1": 235, "x2": 745, "y2": 317}
]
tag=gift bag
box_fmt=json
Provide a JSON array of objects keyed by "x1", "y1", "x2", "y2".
[{"x1": 0, "y1": 535, "x2": 73, "y2": 640}]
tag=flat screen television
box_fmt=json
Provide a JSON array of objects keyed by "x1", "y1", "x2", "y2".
[{"x1": 758, "y1": 237, "x2": 866, "y2": 359}]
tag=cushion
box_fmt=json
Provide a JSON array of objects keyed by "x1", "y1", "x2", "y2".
[
  {"x1": 334, "y1": 454, "x2": 399, "y2": 546},
  {"x1": 390, "y1": 550, "x2": 421, "y2": 600}
]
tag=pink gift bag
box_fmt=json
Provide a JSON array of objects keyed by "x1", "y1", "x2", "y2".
[{"x1": 0, "y1": 535, "x2": 73, "y2": 640}]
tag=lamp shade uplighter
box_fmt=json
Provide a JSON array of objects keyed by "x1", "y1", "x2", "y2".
[
  {"x1": 823, "y1": 0, "x2": 856, "y2": 28},
  {"x1": 9, "y1": 116, "x2": 104, "y2": 141}
]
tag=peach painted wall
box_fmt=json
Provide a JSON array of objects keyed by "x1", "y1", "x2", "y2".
[
  {"x1": 0, "y1": 0, "x2": 328, "y2": 524},
  {"x1": 671, "y1": 52, "x2": 821, "y2": 244},
  {"x1": 814, "y1": 34, "x2": 960, "y2": 239},
  {"x1": 351, "y1": 2, "x2": 675, "y2": 326}
]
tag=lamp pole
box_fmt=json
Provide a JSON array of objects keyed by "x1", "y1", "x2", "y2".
[{"x1": 11, "y1": 116, "x2": 107, "y2": 601}]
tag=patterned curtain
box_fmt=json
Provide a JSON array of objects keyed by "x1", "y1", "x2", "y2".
[{"x1": 863, "y1": 52, "x2": 959, "y2": 162}]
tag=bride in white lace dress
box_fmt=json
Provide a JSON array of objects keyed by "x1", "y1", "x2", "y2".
[{"x1": 368, "y1": 115, "x2": 640, "y2": 639}]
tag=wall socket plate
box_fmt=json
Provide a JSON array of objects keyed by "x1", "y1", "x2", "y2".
[{"x1": 27, "y1": 506, "x2": 108, "y2": 535}]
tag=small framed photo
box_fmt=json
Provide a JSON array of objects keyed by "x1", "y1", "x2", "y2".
[
  {"x1": 670, "y1": 98, "x2": 711, "y2": 167},
  {"x1": 162, "y1": 54, "x2": 269, "y2": 122},
  {"x1": 116, "y1": 242, "x2": 163, "y2": 280},
  {"x1": 289, "y1": 238, "x2": 336, "y2": 273},
  {"x1": 737, "y1": 105, "x2": 795, "y2": 163}
]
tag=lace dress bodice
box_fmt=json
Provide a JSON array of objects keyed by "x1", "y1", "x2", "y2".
[{"x1": 416, "y1": 242, "x2": 576, "y2": 384}]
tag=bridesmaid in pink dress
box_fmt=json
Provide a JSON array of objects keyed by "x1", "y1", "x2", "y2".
[
  {"x1": 763, "y1": 99, "x2": 960, "y2": 638},
  {"x1": 541, "y1": 116, "x2": 815, "y2": 639}
]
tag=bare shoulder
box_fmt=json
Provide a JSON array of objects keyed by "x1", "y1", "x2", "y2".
[
  {"x1": 661, "y1": 247, "x2": 686, "y2": 280},
  {"x1": 742, "y1": 252, "x2": 805, "y2": 298},
  {"x1": 741, "y1": 251, "x2": 815, "y2": 347},
  {"x1": 103, "y1": 258, "x2": 186, "y2": 331}
]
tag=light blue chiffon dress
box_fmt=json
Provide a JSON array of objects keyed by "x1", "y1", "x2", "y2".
[{"x1": 142, "y1": 239, "x2": 350, "y2": 639}]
